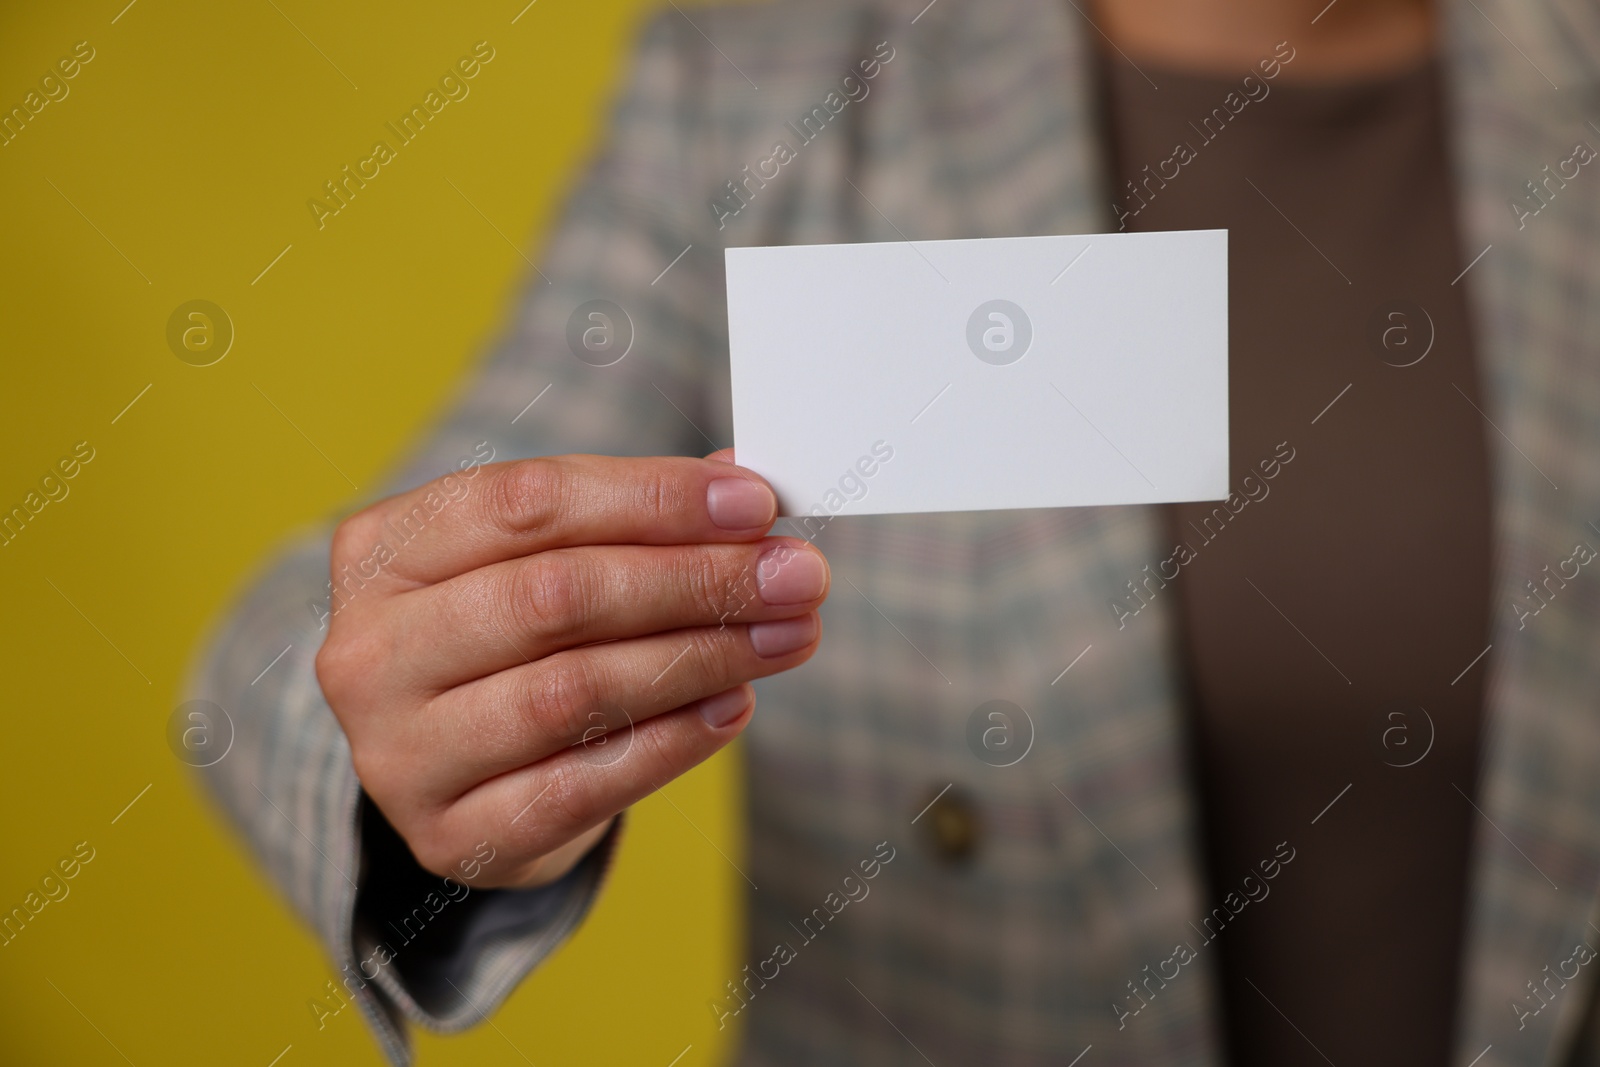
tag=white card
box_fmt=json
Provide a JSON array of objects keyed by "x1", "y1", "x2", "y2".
[{"x1": 726, "y1": 229, "x2": 1228, "y2": 519}]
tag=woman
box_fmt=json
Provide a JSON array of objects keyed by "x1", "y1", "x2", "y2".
[{"x1": 192, "y1": 1, "x2": 1600, "y2": 1063}]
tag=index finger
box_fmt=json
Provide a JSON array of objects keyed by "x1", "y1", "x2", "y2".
[{"x1": 337, "y1": 454, "x2": 779, "y2": 588}]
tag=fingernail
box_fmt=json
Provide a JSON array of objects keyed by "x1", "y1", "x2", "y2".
[
  {"x1": 697, "y1": 687, "x2": 751, "y2": 729},
  {"x1": 756, "y1": 545, "x2": 828, "y2": 605},
  {"x1": 748, "y1": 614, "x2": 818, "y2": 658},
  {"x1": 707, "y1": 477, "x2": 775, "y2": 530}
]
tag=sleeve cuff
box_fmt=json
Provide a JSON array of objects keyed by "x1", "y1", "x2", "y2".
[{"x1": 341, "y1": 793, "x2": 624, "y2": 1064}]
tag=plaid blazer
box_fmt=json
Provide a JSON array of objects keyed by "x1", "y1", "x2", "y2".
[{"x1": 189, "y1": 1, "x2": 1600, "y2": 1063}]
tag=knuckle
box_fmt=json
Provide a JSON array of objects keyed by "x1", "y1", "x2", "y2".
[
  {"x1": 681, "y1": 549, "x2": 733, "y2": 621},
  {"x1": 663, "y1": 629, "x2": 733, "y2": 701},
  {"x1": 541, "y1": 765, "x2": 597, "y2": 835},
  {"x1": 634, "y1": 465, "x2": 685, "y2": 522},
  {"x1": 632, "y1": 714, "x2": 687, "y2": 776},
  {"x1": 314, "y1": 625, "x2": 389, "y2": 710},
  {"x1": 502, "y1": 555, "x2": 586, "y2": 642},
  {"x1": 523, "y1": 655, "x2": 603, "y2": 745},
  {"x1": 347, "y1": 736, "x2": 397, "y2": 797},
  {"x1": 408, "y1": 821, "x2": 465, "y2": 879},
  {"x1": 490, "y1": 458, "x2": 568, "y2": 536},
  {"x1": 329, "y1": 510, "x2": 378, "y2": 570},
  {"x1": 698, "y1": 624, "x2": 738, "y2": 670},
  {"x1": 313, "y1": 635, "x2": 354, "y2": 706}
]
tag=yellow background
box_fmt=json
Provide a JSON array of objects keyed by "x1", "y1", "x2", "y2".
[{"x1": 0, "y1": 2, "x2": 743, "y2": 1063}]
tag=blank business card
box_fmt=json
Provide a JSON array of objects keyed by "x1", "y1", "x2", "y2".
[{"x1": 726, "y1": 229, "x2": 1228, "y2": 518}]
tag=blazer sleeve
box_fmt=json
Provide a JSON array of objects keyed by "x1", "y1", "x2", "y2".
[{"x1": 184, "y1": 10, "x2": 726, "y2": 1064}]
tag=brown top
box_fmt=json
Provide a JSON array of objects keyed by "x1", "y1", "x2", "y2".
[{"x1": 1099, "y1": 50, "x2": 1494, "y2": 1065}]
